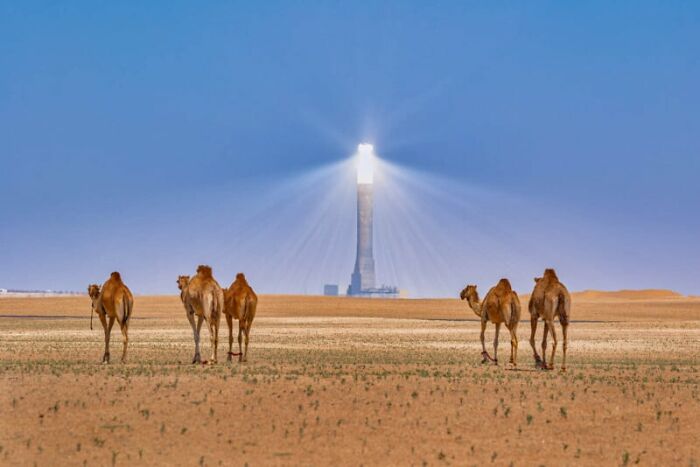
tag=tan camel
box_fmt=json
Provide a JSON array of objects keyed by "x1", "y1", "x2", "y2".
[
  {"x1": 460, "y1": 278, "x2": 521, "y2": 366},
  {"x1": 223, "y1": 273, "x2": 258, "y2": 362},
  {"x1": 528, "y1": 268, "x2": 571, "y2": 370},
  {"x1": 87, "y1": 272, "x2": 133, "y2": 363},
  {"x1": 176, "y1": 265, "x2": 224, "y2": 364}
]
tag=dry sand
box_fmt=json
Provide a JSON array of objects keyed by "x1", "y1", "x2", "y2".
[{"x1": 1, "y1": 294, "x2": 699, "y2": 465}]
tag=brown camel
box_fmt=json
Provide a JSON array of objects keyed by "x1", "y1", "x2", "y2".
[
  {"x1": 528, "y1": 268, "x2": 571, "y2": 370},
  {"x1": 177, "y1": 265, "x2": 224, "y2": 364},
  {"x1": 88, "y1": 272, "x2": 133, "y2": 363},
  {"x1": 460, "y1": 278, "x2": 521, "y2": 366},
  {"x1": 223, "y1": 273, "x2": 258, "y2": 362}
]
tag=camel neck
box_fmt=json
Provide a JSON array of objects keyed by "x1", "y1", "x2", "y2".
[{"x1": 467, "y1": 296, "x2": 482, "y2": 317}]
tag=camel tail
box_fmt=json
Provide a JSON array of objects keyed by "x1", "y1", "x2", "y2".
[
  {"x1": 240, "y1": 295, "x2": 250, "y2": 322},
  {"x1": 202, "y1": 293, "x2": 214, "y2": 320},
  {"x1": 510, "y1": 293, "x2": 522, "y2": 328},
  {"x1": 557, "y1": 292, "x2": 570, "y2": 326},
  {"x1": 216, "y1": 288, "x2": 225, "y2": 321},
  {"x1": 119, "y1": 295, "x2": 131, "y2": 325},
  {"x1": 126, "y1": 295, "x2": 133, "y2": 324},
  {"x1": 527, "y1": 294, "x2": 538, "y2": 317},
  {"x1": 242, "y1": 294, "x2": 257, "y2": 325}
]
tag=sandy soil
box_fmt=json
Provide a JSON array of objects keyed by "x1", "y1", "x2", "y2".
[{"x1": 1, "y1": 295, "x2": 699, "y2": 466}]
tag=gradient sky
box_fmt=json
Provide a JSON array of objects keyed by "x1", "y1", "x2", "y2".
[{"x1": 1, "y1": 2, "x2": 698, "y2": 295}]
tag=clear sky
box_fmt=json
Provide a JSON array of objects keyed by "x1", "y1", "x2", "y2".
[{"x1": 1, "y1": 2, "x2": 698, "y2": 296}]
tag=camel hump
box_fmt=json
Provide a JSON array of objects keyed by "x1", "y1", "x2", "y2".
[
  {"x1": 197, "y1": 265, "x2": 213, "y2": 278},
  {"x1": 110, "y1": 272, "x2": 122, "y2": 282},
  {"x1": 236, "y1": 273, "x2": 248, "y2": 285},
  {"x1": 543, "y1": 268, "x2": 559, "y2": 281},
  {"x1": 497, "y1": 278, "x2": 512, "y2": 292}
]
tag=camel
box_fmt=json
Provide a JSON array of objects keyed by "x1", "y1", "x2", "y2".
[
  {"x1": 528, "y1": 268, "x2": 571, "y2": 371},
  {"x1": 87, "y1": 272, "x2": 133, "y2": 363},
  {"x1": 460, "y1": 278, "x2": 521, "y2": 366},
  {"x1": 223, "y1": 273, "x2": 258, "y2": 362},
  {"x1": 177, "y1": 265, "x2": 224, "y2": 364}
]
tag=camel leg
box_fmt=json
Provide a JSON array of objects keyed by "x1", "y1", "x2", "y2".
[
  {"x1": 540, "y1": 322, "x2": 549, "y2": 370},
  {"x1": 237, "y1": 324, "x2": 244, "y2": 363},
  {"x1": 208, "y1": 319, "x2": 218, "y2": 364},
  {"x1": 529, "y1": 316, "x2": 542, "y2": 367},
  {"x1": 561, "y1": 323, "x2": 568, "y2": 371},
  {"x1": 195, "y1": 315, "x2": 204, "y2": 363},
  {"x1": 97, "y1": 312, "x2": 108, "y2": 363},
  {"x1": 493, "y1": 322, "x2": 501, "y2": 365},
  {"x1": 226, "y1": 314, "x2": 234, "y2": 362},
  {"x1": 104, "y1": 316, "x2": 115, "y2": 364},
  {"x1": 243, "y1": 323, "x2": 250, "y2": 363},
  {"x1": 186, "y1": 309, "x2": 200, "y2": 364},
  {"x1": 479, "y1": 319, "x2": 489, "y2": 363},
  {"x1": 509, "y1": 325, "x2": 518, "y2": 366},
  {"x1": 547, "y1": 320, "x2": 558, "y2": 370},
  {"x1": 119, "y1": 322, "x2": 129, "y2": 363}
]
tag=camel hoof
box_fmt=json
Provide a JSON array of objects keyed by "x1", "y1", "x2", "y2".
[
  {"x1": 192, "y1": 355, "x2": 201, "y2": 364},
  {"x1": 561, "y1": 366, "x2": 567, "y2": 372}
]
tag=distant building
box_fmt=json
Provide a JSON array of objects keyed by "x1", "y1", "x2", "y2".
[
  {"x1": 347, "y1": 284, "x2": 400, "y2": 298},
  {"x1": 0, "y1": 289, "x2": 7, "y2": 295},
  {"x1": 323, "y1": 284, "x2": 339, "y2": 296}
]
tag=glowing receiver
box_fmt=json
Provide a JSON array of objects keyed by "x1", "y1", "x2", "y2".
[{"x1": 356, "y1": 143, "x2": 374, "y2": 185}]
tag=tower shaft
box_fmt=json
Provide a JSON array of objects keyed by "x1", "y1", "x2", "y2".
[{"x1": 350, "y1": 183, "x2": 375, "y2": 294}]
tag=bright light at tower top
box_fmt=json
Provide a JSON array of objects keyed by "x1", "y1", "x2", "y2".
[{"x1": 356, "y1": 143, "x2": 375, "y2": 185}]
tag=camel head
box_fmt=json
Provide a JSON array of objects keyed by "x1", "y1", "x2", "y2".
[
  {"x1": 460, "y1": 285, "x2": 479, "y2": 302},
  {"x1": 87, "y1": 284, "x2": 100, "y2": 298},
  {"x1": 533, "y1": 277, "x2": 542, "y2": 283},
  {"x1": 87, "y1": 284, "x2": 101, "y2": 308},
  {"x1": 460, "y1": 285, "x2": 482, "y2": 317},
  {"x1": 177, "y1": 275, "x2": 190, "y2": 291}
]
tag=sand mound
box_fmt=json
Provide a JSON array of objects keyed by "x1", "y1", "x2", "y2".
[{"x1": 573, "y1": 289, "x2": 683, "y2": 300}]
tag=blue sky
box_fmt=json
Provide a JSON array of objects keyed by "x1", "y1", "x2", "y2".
[{"x1": 1, "y1": 2, "x2": 698, "y2": 295}]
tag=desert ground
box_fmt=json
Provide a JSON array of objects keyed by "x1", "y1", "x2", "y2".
[{"x1": 1, "y1": 292, "x2": 699, "y2": 466}]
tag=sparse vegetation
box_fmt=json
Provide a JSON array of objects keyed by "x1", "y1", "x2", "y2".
[{"x1": 0, "y1": 294, "x2": 698, "y2": 464}]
